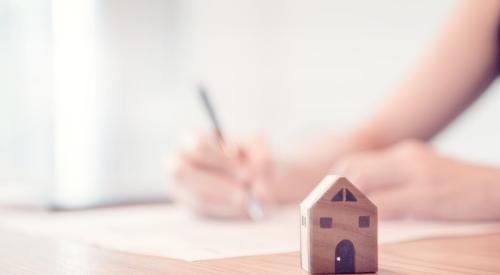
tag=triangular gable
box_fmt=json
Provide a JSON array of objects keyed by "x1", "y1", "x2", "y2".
[{"x1": 300, "y1": 175, "x2": 377, "y2": 211}]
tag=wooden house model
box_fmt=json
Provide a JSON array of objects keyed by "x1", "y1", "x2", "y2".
[{"x1": 300, "y1": 175, "x2": 377, "y2": 274}]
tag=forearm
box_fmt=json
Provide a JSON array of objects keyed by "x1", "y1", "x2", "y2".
[
  {"x1": 272, "y1": 0, "x2": 500, "y2": 204},
  {"x1": 356, "y1": 0, "x2": 499, "y2": 146}
]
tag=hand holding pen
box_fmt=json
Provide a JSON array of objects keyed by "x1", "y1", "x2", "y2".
[
  {"x1": 167, "y1": 86, "x2": 274, "y2": 220},
  {"x1": 198, "y1": 85, "x2": 265, "y2": 220}
]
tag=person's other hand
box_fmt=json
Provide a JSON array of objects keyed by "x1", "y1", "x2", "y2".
[
  {"x1": 168, "y1": 132, "x2": 276, "y2": 219},
  {"x1": 331, "y1": 139, "x2": 500, "y2": 221}
]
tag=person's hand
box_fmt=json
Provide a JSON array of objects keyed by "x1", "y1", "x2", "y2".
[
  {"x1": 168, "y1": 132, "x2": 276, "y2": 219},
  {"x1": 331, "y1": 139, "x2": 500, "y2": 221}
]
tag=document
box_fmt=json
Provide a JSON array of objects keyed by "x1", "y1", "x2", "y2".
[{"x1": 0, "y1": 204, "x2": 499, "y2": 261}]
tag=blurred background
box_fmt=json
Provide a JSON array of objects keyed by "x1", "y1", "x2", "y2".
[{"x1": 1, "y1": 0, "x2": 500, "y2": 208}]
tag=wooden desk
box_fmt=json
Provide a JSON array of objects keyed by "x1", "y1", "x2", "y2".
[{"x1": 2, "y1": 229, "x2": 500, "y2": 274}]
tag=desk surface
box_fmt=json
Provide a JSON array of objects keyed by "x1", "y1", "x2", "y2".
[{"x1": 2, "y1": 229, "x2": 500, "y2": 275}]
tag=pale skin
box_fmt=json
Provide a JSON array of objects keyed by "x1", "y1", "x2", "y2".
[{"x1": 169, "y1": 0, "x2": 500, "y2": 220}]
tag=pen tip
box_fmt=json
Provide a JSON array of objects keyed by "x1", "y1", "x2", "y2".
[{"x1": 248, "y1": 199, "x2": 265, "y2": 221}]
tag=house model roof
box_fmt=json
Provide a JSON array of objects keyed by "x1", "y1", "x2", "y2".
[{"x1": 300, "y1": 175, "x2": 376, "y2": 210}]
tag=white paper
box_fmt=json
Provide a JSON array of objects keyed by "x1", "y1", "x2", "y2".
[{"x1": 0, "y1": 204, "x2": 499, "y2": 261}]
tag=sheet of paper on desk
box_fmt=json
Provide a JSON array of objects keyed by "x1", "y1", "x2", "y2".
[{"x1": 1, "y1": 204, "x2": 500, "y2": 261}]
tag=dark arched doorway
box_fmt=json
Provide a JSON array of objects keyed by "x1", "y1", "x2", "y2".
[{"x1": 335, "y1": 239, "x2": 355, "y2": 273}]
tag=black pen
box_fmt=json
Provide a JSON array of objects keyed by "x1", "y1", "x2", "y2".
[{"x1": 198, "y1": 85, "x2": 264, "y2": 221}]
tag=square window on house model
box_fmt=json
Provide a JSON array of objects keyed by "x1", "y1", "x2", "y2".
[
  {"x1": 319, "y1": 217, "x2": 332, "y2": 228},
  {"x1": 359, "y1": 216, "x2": 370, "y2": 228}
]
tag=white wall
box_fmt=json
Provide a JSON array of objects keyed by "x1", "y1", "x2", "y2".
[{"x1": 0, "y1": 0, "x2": 53, "y2": 202}]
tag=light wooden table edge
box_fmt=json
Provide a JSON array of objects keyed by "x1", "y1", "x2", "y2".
[{"x1": 2, "y1": 228, "x2": 500, "y2": 275}]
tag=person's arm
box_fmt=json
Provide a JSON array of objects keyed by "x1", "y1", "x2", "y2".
[
  {"x1": 354, "y1": 0, "x2": 500, "y2": 147},
  {"x1": 271, "y1": 0, "x2": 500, "y2": 203},
  {"x1": 169, "y1": 0, "x2": 500, "y2": 218}
]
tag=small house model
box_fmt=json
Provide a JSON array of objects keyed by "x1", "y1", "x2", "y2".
[{"x1": 300, "y1": 175, "x2": 377, "y2": 274}]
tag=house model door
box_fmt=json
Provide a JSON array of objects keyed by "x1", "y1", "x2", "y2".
[{"x1": 335, "y1": 240, "x2": 355, "y2": 273}]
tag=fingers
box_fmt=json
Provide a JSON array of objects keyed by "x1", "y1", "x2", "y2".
[
  {"x1": 250, "y1": 175, "x2": 276, "y2": 209},
  {"x1": 169, "y1": 156, "x2": 249, "y2": 218},
  {"x1": 177, "y1": 132, "x2": 268, "y2": 180},
  {"x1": 178, "y1": 131, "x2": 237, "y2": 174},
  {"x1": 240, "y1": 135, "x2": 273, "y2": 177},
  {"x1": 169, "y1": 131, "x2": 276, "y2": 219}
]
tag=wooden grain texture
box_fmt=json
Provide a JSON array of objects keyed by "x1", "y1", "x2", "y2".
[
  {"x1": 2, "y1": 229, "x2": 500, "y2": 275},
  {"x1": 301, "y1": 176, "x2": 377, "y2": 273}
]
